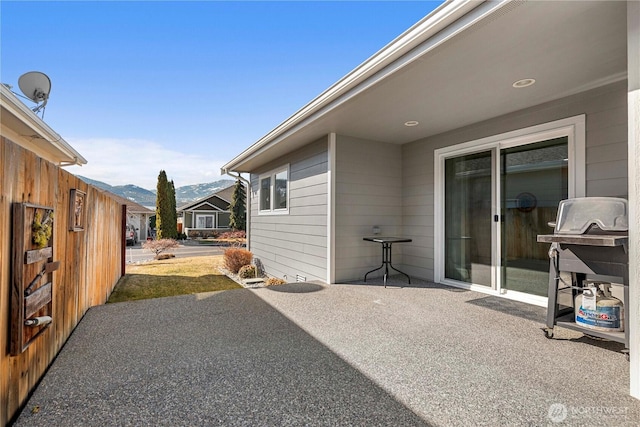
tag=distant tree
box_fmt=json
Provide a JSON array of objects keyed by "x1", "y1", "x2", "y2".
[
  {"x1": 168, "y1": 179, "x2": 178, "y2": 238},
  {"x1": 228, "y1": 178, "x2": 246, "y2": 231},
  {"x1": 156, "y1": 170, "x2": 177, "y2": 239}
]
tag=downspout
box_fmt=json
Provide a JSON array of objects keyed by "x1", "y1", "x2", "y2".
[{"x1": 222, "y1": 169, "x2": 251, "y2": 251}]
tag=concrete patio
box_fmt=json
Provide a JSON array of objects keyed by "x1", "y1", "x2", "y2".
[{"x1": 14, "y1": 277, "x2": 640, "y2": 426}]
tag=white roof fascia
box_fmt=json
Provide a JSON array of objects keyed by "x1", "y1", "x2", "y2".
[
  {"x1": 222, "y1": 0, "x2": 506, "y2": 173},
  {"x1": 177, "y1": 189, "x2": 232, "y2": 211},
  {"x1": 187, "y1": 201, "x2": 224, "y2": 212},
  {"x1": 1, "y1": 84, "x2": 87, "y2": 166},
  {"x1": 177, "y1": 197, "x2": 229, "y2": 212}
]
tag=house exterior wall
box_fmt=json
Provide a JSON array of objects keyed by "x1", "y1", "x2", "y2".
[
  {"x1": 193, "y1": 205, "x2": 214, "y2": 211},
  {"x1": 334, "y1": 136, "x2": 403, "y2": 282},
  {"x1": 189, "y1": 196, "x2": 229, "y2": 211},
  {"x1": 402, "y1": 81, "x2": 628, "y2": 281},
  {"x1": 180, "y1": 196, "x2": 232, "y2": 237},
  {"x1": 219, "y1": 212, "x2": 231, "y2": 228},
  {"x1": 210, "y1": 197, "x2": 230, "y2": 210},
  {"x1": 250, "y1": 137, "x2": 328, "y2": 282},
  {"x1": 126, "y1": 212, "x2": 150, "y2": 241},
  {"x1": 184, "y1": 211, "x2": 231, "y2": 237}
]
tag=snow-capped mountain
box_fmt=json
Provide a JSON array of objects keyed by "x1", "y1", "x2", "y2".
[{"x1": 78, "y1": 176, "x2": 234, "y2": 205}]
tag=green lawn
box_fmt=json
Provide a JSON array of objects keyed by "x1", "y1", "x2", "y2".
[{"x1": 108, "y1": 255, "x2": 241, "y2": 303}]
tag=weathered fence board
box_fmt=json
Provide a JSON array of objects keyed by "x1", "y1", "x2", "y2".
[
  {"x1": 1, "y1": 137, "x2": 124, "y2": 425},
  {"x1": 24, "y1": 283, "x2": 52, "y2": 320}
]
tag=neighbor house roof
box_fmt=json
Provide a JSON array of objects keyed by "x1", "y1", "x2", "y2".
[
  {"x1": 96, "y1": 188, "x2": 154, "y2": 215},
  {"x1": 0, "y1": 84, "x2": 87, "y2": 166},
  {"x1": 177, "y1": 185, "x2": 235, "y2": 211},
  {"x1": 222, "y1": 0, "x2": 627, "y2": 173}
]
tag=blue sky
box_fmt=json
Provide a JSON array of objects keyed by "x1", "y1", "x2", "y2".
[{"x1": 2, "y1": 1, "x2": 441, "y2": 189}]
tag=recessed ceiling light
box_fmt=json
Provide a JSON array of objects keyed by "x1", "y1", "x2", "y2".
[
  {"x1": 404, "y1": 120, "x2": 419, "y2": 127},
  {"x1": 512, "y1": 78, "x2": 536, "y2": 88}
]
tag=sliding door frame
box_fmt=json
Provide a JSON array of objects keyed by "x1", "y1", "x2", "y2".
[{"x1": 433, "y1": 115, "x2": 585, "y2": 305}]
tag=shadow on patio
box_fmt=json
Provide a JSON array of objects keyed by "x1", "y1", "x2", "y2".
[
  {"x1": 14, "y1": 288, "x2": 429, "y2": 426},
  {"x1": 15, "y1": 276, "x2": 640, "y2": 426},
  {"x1": 258, "y1": 275, "x2": 640, "y2": 426}
]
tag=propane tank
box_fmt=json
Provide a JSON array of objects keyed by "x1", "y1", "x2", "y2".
[{"x1": 575, "y1": 282, "x2": 624, "y2": 332}]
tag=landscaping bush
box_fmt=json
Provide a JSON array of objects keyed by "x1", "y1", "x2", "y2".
[
  {"x1": 187, "y1": 230, "x2": 201, "y2": 239},
  {"x1": 187, "y1": 230, "x2": 220, "y2": 239},
  {"x1": 224, "y1": 248, "x2": 253, "y2": 274},
  {"x1": 238, "y1": 265, "x2": 256, "y2": 279},
  {"x1": 143, "y1": 238, "x2": 180, "y2": 259},
  {"x1": 218, "y1": 230, "x2": 246, "y2": 240},
  {"x1": 265, "y1": 277, "x2": 287, "y2": 286}
]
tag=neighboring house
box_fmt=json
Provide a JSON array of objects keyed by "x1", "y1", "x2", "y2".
[
  {"x1": 94, "y1": 189, "x2": 155, "y2": 241},
  {"x1": 177, "y1": 185, "x2": 235, "y2": 238},
  {"x1": 222, "y1": 1, "x2": 640, "y2": 398}
]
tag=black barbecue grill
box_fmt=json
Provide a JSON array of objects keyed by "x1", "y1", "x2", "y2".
[{"x1": 537, "y1": 197, "x2": 629, "y2": 350}]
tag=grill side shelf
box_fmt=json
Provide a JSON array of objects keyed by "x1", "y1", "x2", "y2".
[{"x1": 537, "y1": 234, "x2": 627, "y2": 247}]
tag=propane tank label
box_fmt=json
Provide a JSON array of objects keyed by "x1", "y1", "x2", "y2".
[
  {"x1": 581, "y1": 288, "x2": 597, "y2": 311},
  {"x1": 575, "y1": 306, "x2": 623, "y2": 331}
]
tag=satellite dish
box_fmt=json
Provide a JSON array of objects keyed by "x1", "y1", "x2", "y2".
[{"x1": 18, "y1": 71, "x2": 51, "y2": 115}]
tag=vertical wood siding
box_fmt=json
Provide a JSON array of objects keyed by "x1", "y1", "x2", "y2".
[
  {"x1": 334, "y1": 136, "x2": 403, "y2": 281},
  {"x1": 249, "y1": 138, "x2": 328, "y2": 282},
  {"x1": 1, "y1": 137, "x2": 123, "y2": 424},
  {"x1": 402, "y1": 81, "x2": 628, "y2": 281}
]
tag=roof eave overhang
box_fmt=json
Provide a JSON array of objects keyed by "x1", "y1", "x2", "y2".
[
  {"x1": 221, "y1": 0, "x2": 501, "y2": 174},
  {"x1": 177, "y1": 194, "x2": 230, "y2": 211},
  {"x1": 1, "y1": 84, "x2": 87, "y2": 166}
]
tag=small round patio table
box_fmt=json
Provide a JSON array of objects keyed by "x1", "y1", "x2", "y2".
[{"x1": 363, "y1": 237, "x2": 412, "y2": 288}]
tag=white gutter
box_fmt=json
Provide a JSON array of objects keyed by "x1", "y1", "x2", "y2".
[
  {"x1": 221, "y1": 0, "x2": 494, "y2": 173},
  {"x1": 1, "y1": 84, "x2": 87, "y2": 166}
]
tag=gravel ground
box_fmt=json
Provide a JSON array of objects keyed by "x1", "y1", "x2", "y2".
[{"x1": 13, "y1": 277, "x2": 640, "y2": 426}]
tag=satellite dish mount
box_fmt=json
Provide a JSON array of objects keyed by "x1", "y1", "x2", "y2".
[{"x1": 18, "y1": 71, "x2": 51, "y2": 117}]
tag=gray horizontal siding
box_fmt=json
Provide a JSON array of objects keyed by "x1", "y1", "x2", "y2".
[
  {"x1": 245, "y1": 83, "x2": 627, "y2": 286},
  {"x1": 587, "y1": 141, "x2": 628, "y2": 164},
  {"x1": 334, "y1": 135, "x2": 403, "y2": 282},
  {"x1": 250, "y1": 137, "x2": 328, "y2": 282},
  {"x1": 402, "y1": 80, "x2": 628, "y2": 281}
]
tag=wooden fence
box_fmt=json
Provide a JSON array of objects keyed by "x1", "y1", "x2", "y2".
[{"x1": 1, "y1": 137, "x2": 124, "y2": 425}]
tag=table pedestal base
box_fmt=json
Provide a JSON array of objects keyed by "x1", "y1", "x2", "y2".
[{"x1": 364, "y1": 242, "x2": 411, "y2": 288}]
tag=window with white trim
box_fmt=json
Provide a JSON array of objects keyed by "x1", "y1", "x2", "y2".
[
  {"x1": 259, "y1": 165, "x2": 289, "y2": 214},
  {"x1": 260, "y1": 176, "x2": 271, "y2": 211}
]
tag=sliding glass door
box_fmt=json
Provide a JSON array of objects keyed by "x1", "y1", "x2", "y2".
[
  {"x1": 444, "y1": 151, "x2": 492, "y2": 286},
  {"x1": 500, "y1": 137, "x2": 568, "y2": 297},
  {"x1": 436, "y1": 115, "x2": 583, "y2": 304}
]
